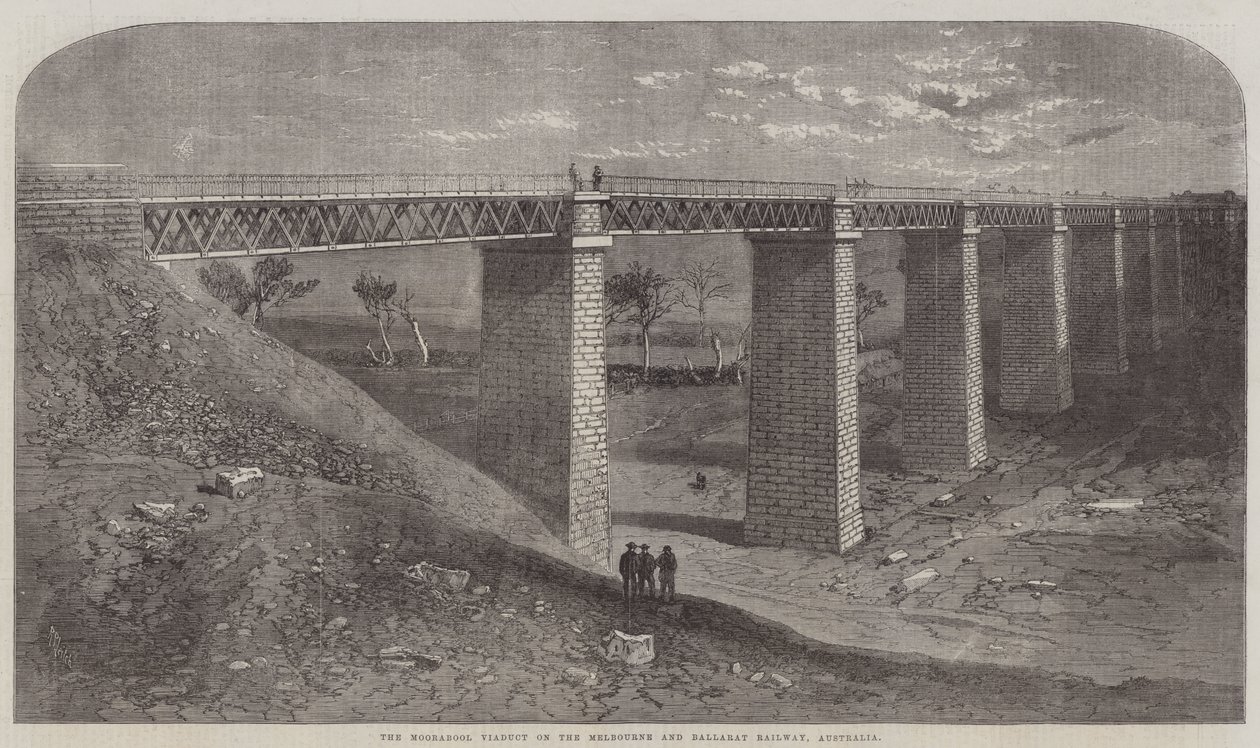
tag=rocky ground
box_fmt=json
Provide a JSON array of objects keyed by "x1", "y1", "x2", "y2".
[
  {"x1": 609, "y1": 316, "x2": 1245, "y2": 693},
  {"x1": 13, "y1": 237, "x2": 1243, "y2": 722}
]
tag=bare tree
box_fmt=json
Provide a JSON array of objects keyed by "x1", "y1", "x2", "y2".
[
  {"x1": 393, "y1": 288, "x2": 430, "y2": 366},
  {"x1": 352, "y1": 271, "x2": 399, "y2": 366},
  {"x1": 732, "y1": 322, "x2": 751, "y2": 384},
  {"x1": 710, "y1": 331, "x2": 723, "y2": 373},
  {"x1": 674, "y1": 259, "x2": 732, "y2": 344},
  {"x1": 855, "y1": 281, "x2": 888, "y2": 350},
  {"x1": 247, "y1": 256, "x2": 320, "y2": 328},
  {"x1": 605, "y1": 261, "x2": 677, "y2": 370}
]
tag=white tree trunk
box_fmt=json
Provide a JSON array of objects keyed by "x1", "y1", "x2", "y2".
[
  {"x1": 375, "y1": 317, "x2": 395, "y2": 365},
  {"x1": 641, "y1": 326, "x2": 651, "y2": 370},
  {"x1": 711, "y1": 334, "x2": 723, "y2": 373},
  {"x1": 365, "y1": 341, "x2": 387, "y2": 365},
  {"x1": 407, "y1": 318, "x2": 430, "y2": 366}
]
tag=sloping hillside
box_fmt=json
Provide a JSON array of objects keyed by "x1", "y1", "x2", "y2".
[{"x1": 13, "y1": 237, "x2": 1241, "y2": 723}]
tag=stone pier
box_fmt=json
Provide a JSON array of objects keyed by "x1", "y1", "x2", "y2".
[
  {"x1": 999, "y1": 224, "x2": 1073, "y2": 413},
  {"x1": 744, "y1": 230, "x2": 864, "y2": 552},
  {"x1": 1122, "y1": 216, "x2": 1161, "y2": 354},
  {"x1": 16, "y1": 164, "x2": 142, "y2": 252},
  {"x1": 1069, "y1": 224, "x2": 1129, "y2": 375},
  {"x1": 477, "y1": 217, "x2": 611, "y2": 567},
  {"x1": 902, "y1": 228, "x2": 987, "y2": 470},
  {"x1": 1152, "y1": 221, "x2": 1184, "y2": 335}
]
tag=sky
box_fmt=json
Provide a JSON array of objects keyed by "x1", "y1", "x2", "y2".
[{"x1": 17, "y1": 22, "x2": 1246, "y2": 195}]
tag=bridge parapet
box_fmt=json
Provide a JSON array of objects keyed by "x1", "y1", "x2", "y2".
[{"x1": 136, "y1": 173, "x2": 571, "y2": 201}]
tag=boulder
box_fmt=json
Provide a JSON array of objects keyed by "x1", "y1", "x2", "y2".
[
  {"x1": 931, "y1": 492, "x2": 957, "y2": 508},
  {"x1": 730, "y1": 662, "x2": 743, "y2": 675},
  {"x1": 562, "y1": 667, "x2": 598, "y2": 686},
  {"x1": 896, "y1": 568, "x2": 940, "y2": 594},
  {"x1": 104, "y1": 520, "x2": 122, "y2": 536},
  {"x1": 471, "y1": 585, "x2": 491, "y2": 596},
  {"x1": 601, "y1": 630, "x2": 655, "y2": 665},
  {"x1": 749, "y1": 672, "x2": 765, "y2": 683},
  {"x1": 1025, "y1": 580, "x2": 1058, "y2": 592},
  {"x1": 881, "y1": 549, "x2": 909, "y2": 566},
  {"x1": 770, "y1": 674, "x2": 793, "y2": 688},
  {"x1": 324, "y1": 616, "x2": 348, "y2": 631},
  {"x1": 215, "y1": 466, "x2": 264, "y2": 499},
  {"x1": 227, "y1": 660, "x2": 250, "y2": 670},
  {"x1": 404, "y1": 561, "x2": 470, "y2": 592},
  {"x1": 132, "y1": 502, "x2": 177, "y2": 522}
]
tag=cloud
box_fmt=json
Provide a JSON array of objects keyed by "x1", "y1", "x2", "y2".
[
  {"x1": 838, "y1": 87, "x2": 865, "y2": 105},
  {"x1": 712, "y1": 60, "x2": 786, "y2": 81},
  {"x1": 425, "y1": 129, "x2": 503, "y2": 144},
  {"x1": 941, "y1": 26, "x2": 964, "y2": 37},
  {"x1": 706, "y1": 111, "x2": 753, "y2": 124},
  {"x1": 633, "y1": 71, "x2": 689, "y2": 89},
  {"x1": 757, "y1": 122, "x2": 887, "y2": 143},
  {"x1": 574, "y1": 140, "x2": 705, "y2": 160},
  {"x1": 494, "y1": 109, "x2": 579, "y2": 131},
  {"x1": 717, "y1": 87, "x2": 748, "y2": 99},
  {"x1": 1063, "y1": 124, "x2": 1126, "y2": 146},
  {"x1": 875, "y1": 94, "x2": 948, "y2": 122}
]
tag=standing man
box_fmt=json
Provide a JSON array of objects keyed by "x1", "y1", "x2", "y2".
[
  {"x1": 618, "y1": 542, "x2": 638, "y2": 601},
  {"x1": 637, "y1": 544, "x2": 657, "y2": 600},
  {"x1": 568, "y1": 162, "x2": 580, "y2": 191},
  {"x1": 658, "y1": 545, "x2": 677, "y2": 603},
  {"x1": 592, "y1": 165, "x2": 604, "y2": 190}
]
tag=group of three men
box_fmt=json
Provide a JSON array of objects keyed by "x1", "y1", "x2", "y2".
[{"x1": 618, "y1": 542, "x2": 677, "y2": 603}]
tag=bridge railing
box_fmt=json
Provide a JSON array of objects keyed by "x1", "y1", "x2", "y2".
[
  {"x1": 136, "y1": 173, "x2": 571, "y2": 199},
  {"x1": 602, "y1": 174, "x2": 836, "y2": 199}
]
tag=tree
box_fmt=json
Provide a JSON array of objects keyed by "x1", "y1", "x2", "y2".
[
  {"x1": 352, "y1": 271, "x2": 399, "y2": 366},
  {"x1": 855, "y1": 281, "x2": 888, "y2": 350},
  {"x1": 247, "y1": 256, "x2": 320, "y2": 327},
  {"x1": 194, "y1": 257, "x2": 319, "y2": 327},
  {"x1": 393, "y1": 288, "x2": 430, "y2": 366},
  {"x1": 605, "y1": 261, "x2": 677, "y2": 370},
  {"x1": 196, "y1": 260, "x2": 251, "y2": 317},
  {"x1": 673, "y1": 259, "x2": 732, "y2": 345}
]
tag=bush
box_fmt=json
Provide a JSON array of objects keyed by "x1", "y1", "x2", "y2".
[
  {"x1": 607, "y1": 363, "x2": 744, "y2": 389},
  {"x1": 310, "y1": 347, "x2": 479, "y2": 369}
]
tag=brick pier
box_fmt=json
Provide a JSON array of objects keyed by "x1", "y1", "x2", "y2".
[
  {"x1": 902, "y1": 228, "x2": 987, "y2": 470},
  {"x1": 744, "y1": 232, "x2": 864, "y2": 552},
  {"x1": 16, "y1": 164, "x2": 142, "y2": 252},
  {"x1": 1069, "y1": 225, "x2": 1129, "y2": 375},
  {"x1": 477, "y1": 198, "x2": 611, "y2": 568},
  {"x1": 999, "y1": 224, "x2": 1073, "y2": 413},
  {"x1": 1122, "y1": 217, "x2": 1161, "y2": 354}
]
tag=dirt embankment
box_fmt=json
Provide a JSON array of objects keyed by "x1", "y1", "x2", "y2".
[{"x1": 12, "y1": 238, "x2": 1242, "y2": 723}]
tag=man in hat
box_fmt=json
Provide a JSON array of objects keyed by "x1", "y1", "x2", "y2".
[
  {"x1": 657, "y1": 545, "x2": 678, "y2": 603},
  {"x1": 637, "y1": 543, "x2": 657, "y2": 600},
  {"x1": 618, "y1": 541, "x2": 638, "y2": 601}
]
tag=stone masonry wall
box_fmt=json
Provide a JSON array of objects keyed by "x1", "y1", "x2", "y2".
[
  {"x1": 1152, "y1": 224, "x2": 1184, "y2": 335},
  {"x1": 1122, "y1": 225, "x2": 1161, "y2": 354},
  {"x1": 745, "y1": 236, "x2": 864, "y2": 553},
  {"x1": 478, "y1": 241, "x2": 610, "y2": 567},
  {"x1": 17, "y1": 165, "x2": 142, "y2": 253},
  {"x1": 902, "y1": 230, "x2": 987, "y2": 470},
  {"x1": 999, "y1": 228, "x2": 1073, "y2": 413},
  {"x1": 1069, "y1": 227, "x2": 1129, "y2": 375}
]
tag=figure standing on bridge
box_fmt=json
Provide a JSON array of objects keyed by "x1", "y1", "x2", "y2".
[
  {"x1": 568, "y1": 162, "x2": 580, "y2": 191},
  {"x1": 591, "y1": 165, "x2": 604, "y2": 191},
  {"x1": 657, "y1": 545, "x2": 677, "y2": 603},
  {"x1": 637, "y1": 543, "x2": 657, "y2": 600},
  {"x1": 619, "y1": 541, "x2": 638, "y2": 601}
]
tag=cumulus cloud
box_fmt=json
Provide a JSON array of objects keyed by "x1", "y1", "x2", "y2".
[
  {"x1": 712, "y1": 60, "x2": 785, "y2": 80},
  {"x1": 574, "y1": 140, "x2": 706, "y2": 159},
  {"x1": 706, "y1": 111, "x2": 753, "y2": 124},
  {"x1": 425, "y1": 129, "x2": 503, "y2": 144},
  {"x1": 757, "y1": 122, "x2": 887, "y2": 143},
  {"x1": 717, "y1": 87, "x2": 748, "y2": 99},
  {"x1": 494, "y1": 109, "x2": 579, "y2": 131},
  {"x1": 633, "y1": 70, "x2": 690, "y2": 89}
]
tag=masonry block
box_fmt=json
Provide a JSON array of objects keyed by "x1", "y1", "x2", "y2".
[
  {"x1": 1122, "y1": 225, "x2": 1161, "y2": 353},
  {"x1": 902, "y1": 230, "x2": 987, "y2": 470},
  {"x1": 478, "y1": 240, "x2": 610, "y2": 568},
  {"x1": 16, "y1": 164, "x2": 142, "y2": 254},
  {"x1": 1151, "y1": 223, "x2": 1184, "y2": 334},
  {"x1": 744, "y1": 235, "x2": 863, "y2": 553},
  {"x1": 1069, "y1": 226, "x2": 1128, "y2": 375},
  {"x1": 999, "y1": 228, "x2": 1073, "y2": 413}
]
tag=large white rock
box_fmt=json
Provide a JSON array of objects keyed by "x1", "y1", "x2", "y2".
[
  {"x1": 215, "y1": 466, "x2": 264, "y2": 499},
  {"x1": 602, "y1": 630, "x2": 655, "y2": 665},
  {"x1": 897, "y1": 568, "x2": 940, "y2": 593},
  {"x1": 882, "y1": 549, "x2": 910, "y2": 566},
  {"x1": 404, "y1": 561, "x2": 470, "y2": 592}
]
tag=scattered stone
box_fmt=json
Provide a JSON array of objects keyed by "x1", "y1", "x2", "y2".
[
  {"x1": 881, "y1": 550, "x2": 910, "y2": 566},
  {"x1": 404, "y1": 561, "x2": 470, "y2": 592},
  {"x1": 216, "y1": 466, "x2": 264, "y2": 499},
  {"x1": 988, "y1": 577, "x2": 1005, "y2": 585},
  {"x1": 1011, "y1": 522, "x2": 1024, "y2": 528},
  {"x1": 749, "y1": 672, "x2": 765, "y2": 683},
  {"x1": 931, "y1": 492, "x2": 957, "y2": 508},
  {"x1": 132, "y1": 502, "x2": 177, "y2": 522},
  {"x1": 250, "y1": 656, "x2": 268, "y2": 667},
  {"x1": 324, "y1": 616, "x2": 348, "y2": 631},
  {"x1": 896, "y1": 568, "x2": 940, "y2": 594},
  {"x1": 471, "y1": 585, "x2": 491, "y2": 596},
  {"x1": 769, "y1": 674, "x2": 793, "y2": 688},
  {"x1": 602, "y1": 630, "x2": 655, "y2": 665},
  {"x1": 1025, "y1": 580, "x2": 1058, "y2": 592},
  {"x1": 961, "y1": 556, "x2": 975, "y2": 564},
  {"x1": 104, "y1": 519, "x2": 122, "y2": 536},
  {"x1": 562, "y1": 667, "x2": 598, "y2": 686},
  {"x1": 730, "y1": 662, "x2": 743, "y2": 675},
  {"x1": 158, "y1": 340, "x2": 171, "y2": 353},
  {"x1": 214, "y1": 622, "x2": 230, "y2": 631},
  {"x1": 227, "y1": 660, "x2": 250, "y2": 670}
]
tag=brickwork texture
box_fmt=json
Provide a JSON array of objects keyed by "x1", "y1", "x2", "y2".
[
  {"x1": 744, "y1": 236, "x2": 864, "y2": 552},
  {"x1": 902, "y1": 230, "x2": 988, "y2": 470},
  {"x1": 1069, "y1": 226, "x2": 1129, "y2": 375},
  {"x1": 1122, "y1": 225, "x2": 1161, "y2": 354},
  {"x1": 1000, "y1": 228, "x2": 1073, "y2": 413},
  {"x1": 16, "y1": 165, "x2": 142, "y2": 253},
  {"x1": 1152, "y1": 224, "x2": 1184, "y2": 335}
]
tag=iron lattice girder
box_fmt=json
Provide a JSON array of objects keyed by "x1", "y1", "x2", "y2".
[
  {"x1": 142, "y1": 196, "x2": 567, "y2": 258},
  {"x1": 1118, "y1": 205, "x2": 1149, "y2": 225},
  {"x1": 1063, "y1": 204, "x2": 1114, "y2": 226},
  {"x1": 974, "y1": 203, "x2": 1053, "y2": 227},
  {"x1": 601, "y1": 196, "x2": 832, "y2": 233},
  {"x1": 852, "y1": 201, "x2": 961, "y2": 230}
]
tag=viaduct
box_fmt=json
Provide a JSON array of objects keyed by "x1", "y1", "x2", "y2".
[{"x1": 16, "y1": 163, "x2": 1246, "y2": 567}]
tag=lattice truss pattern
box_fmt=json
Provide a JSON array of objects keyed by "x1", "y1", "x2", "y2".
[
  {"x1": 975, "y1": 203, "x2": 1052, "y2": 227},
  {"x1": 601, "y1": 198, "x2": 831, "y2": 233},
  {"x1": 143, "y1": 198, "x2": 567, "y2": 258},
  {"x1": 1064, "y1": 205, "x2": 1114, "y2": 225},
  {"x1": 1153, "y1": 206, "x2": 1178, "y2": 224},
  {"x1": 1119, "y1": 206, "x2": 1149, "y2": 225},
  {"x1": 853, "y1": 201, "x2": 960, "y2": 230}
]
